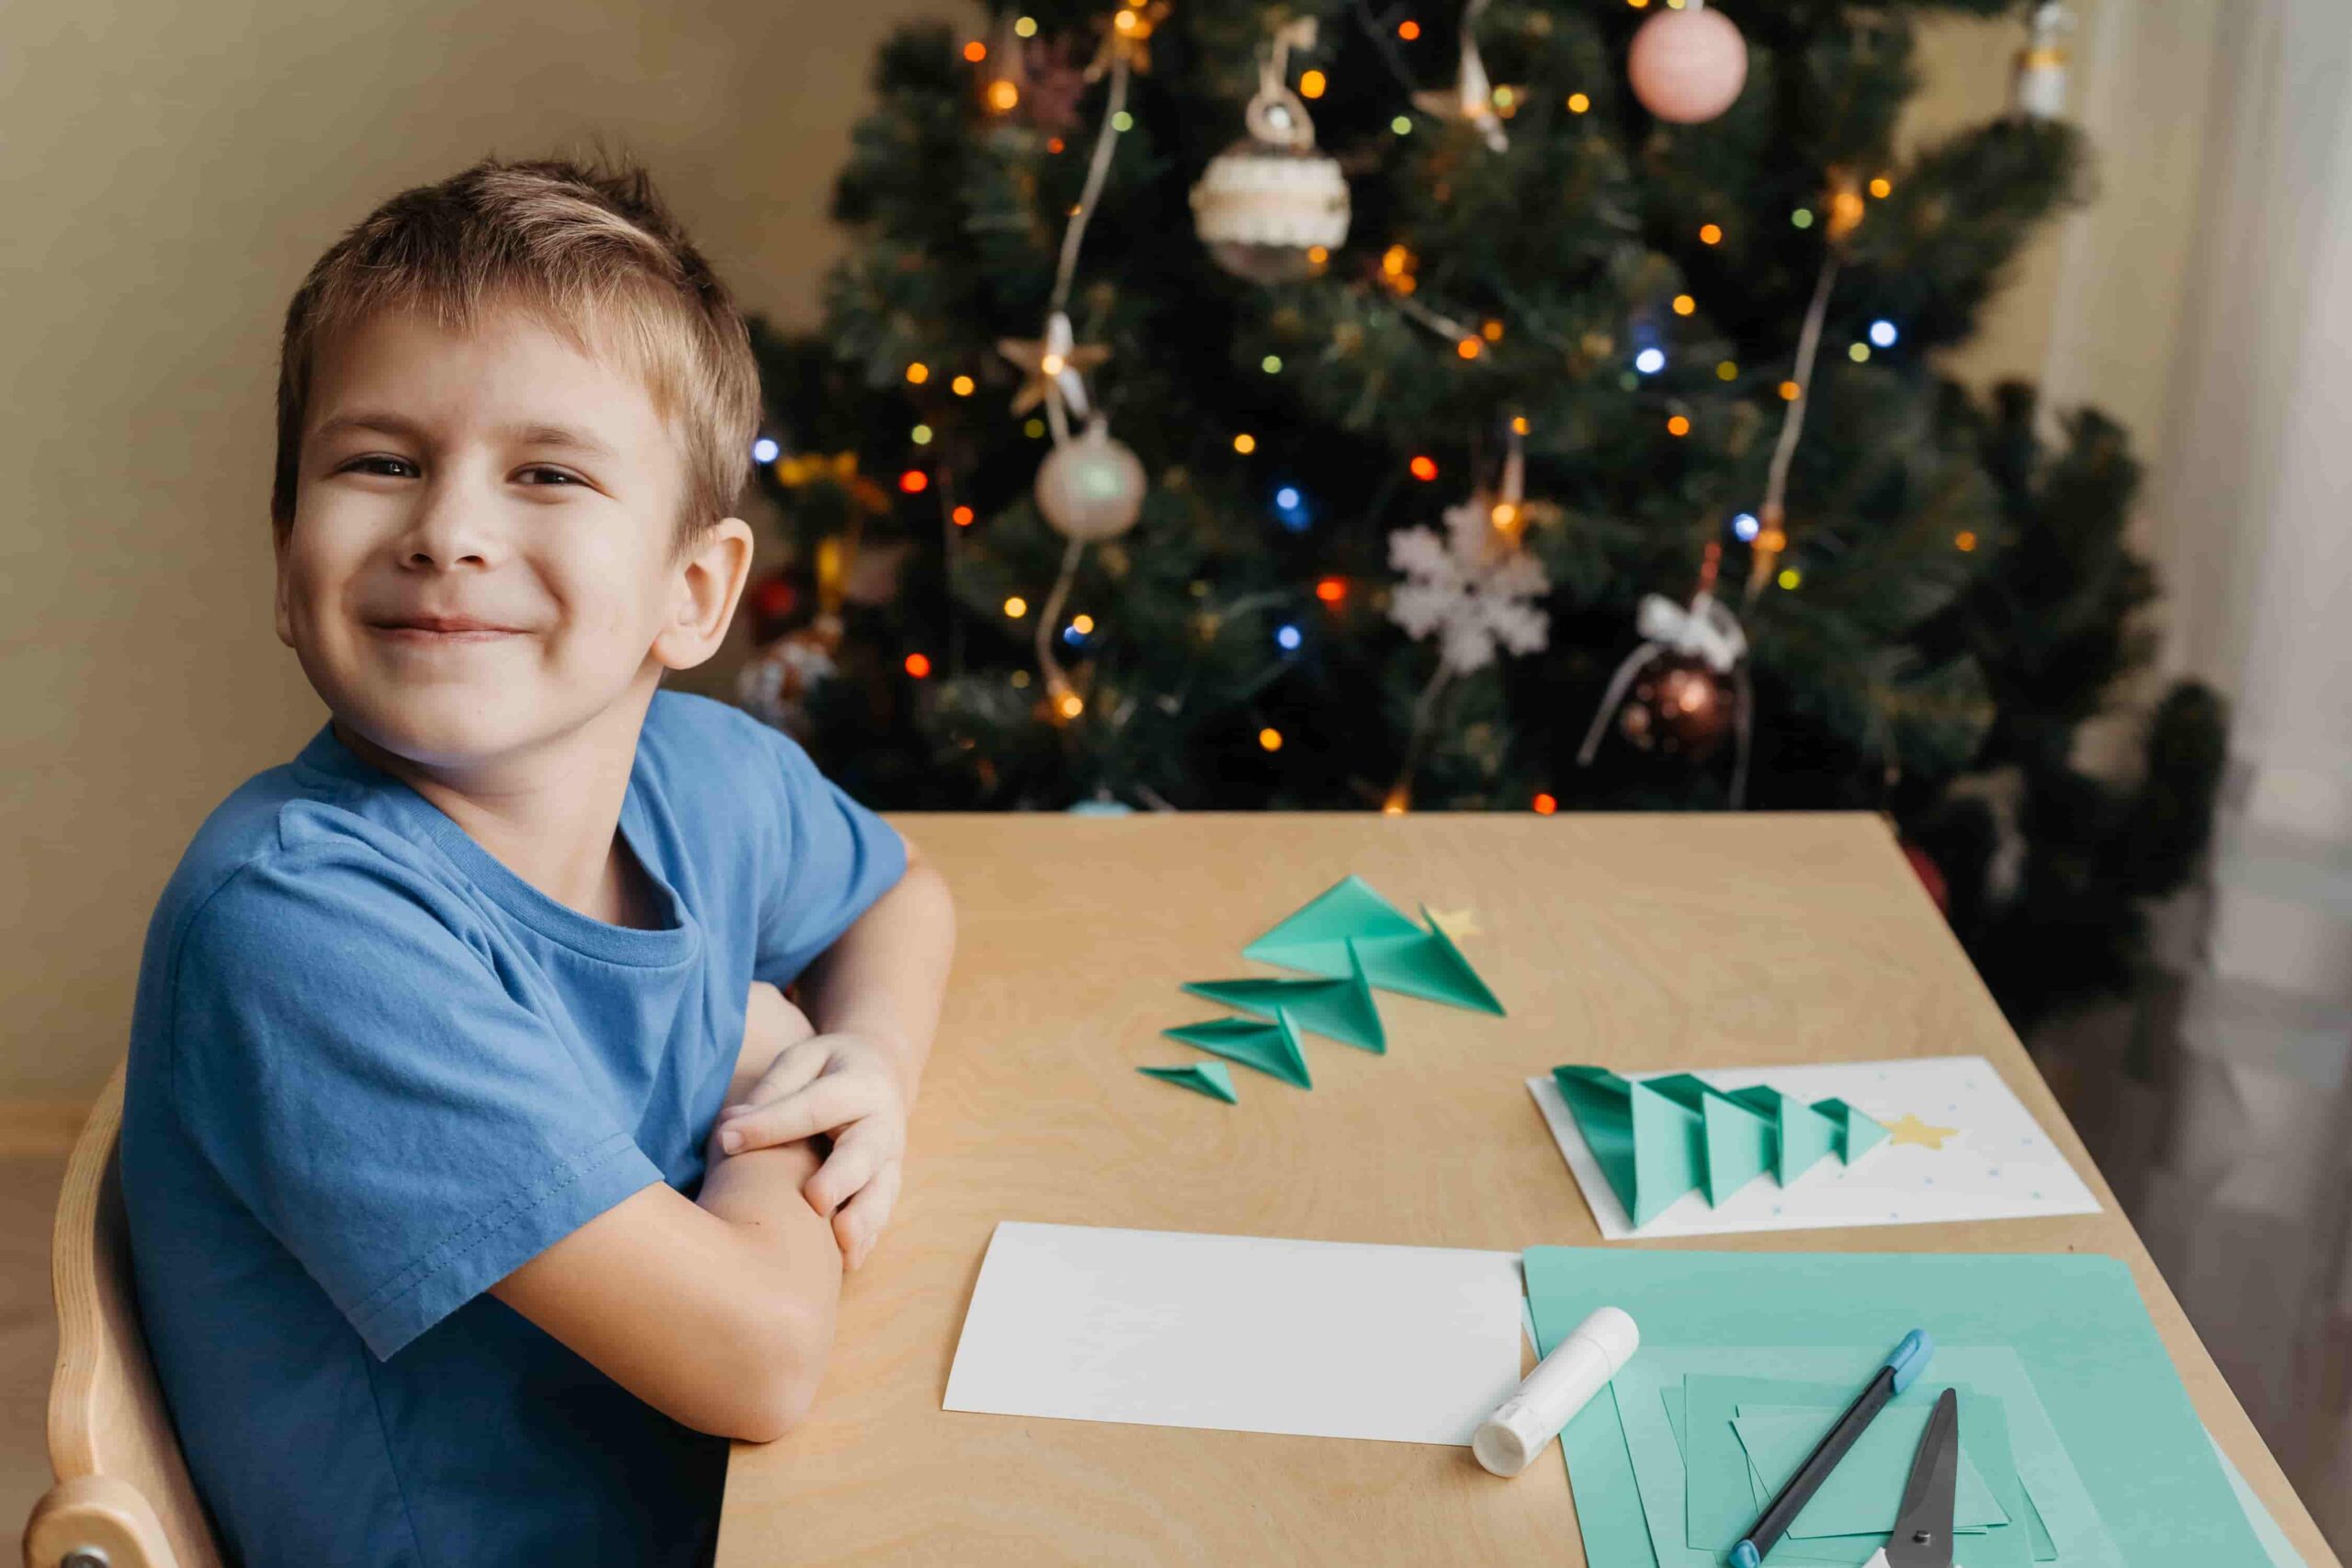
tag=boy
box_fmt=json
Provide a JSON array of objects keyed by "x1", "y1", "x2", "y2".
[{"x1": 117, "y1": 151, "x2": 955, "y2": 1568}]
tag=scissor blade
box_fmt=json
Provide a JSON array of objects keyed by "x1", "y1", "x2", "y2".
[{"x1": 1885, "y1": 1387, "x2": 1960, "y2": 1568}]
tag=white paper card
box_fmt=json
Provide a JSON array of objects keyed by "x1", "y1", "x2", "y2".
[
  {"x1": 942, "y1": 1221, "x2": 1525, "y2": 1445},
  {"x1": 1529, "y1": 1055, "x2": 2102, "y2": 1239}
]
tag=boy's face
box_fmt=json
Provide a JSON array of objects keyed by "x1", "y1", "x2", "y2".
[{"x1": 278, "y1": 303, "x2": 748, "y2": 773}]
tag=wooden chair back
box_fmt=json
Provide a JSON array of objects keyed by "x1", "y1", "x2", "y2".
[{"x1": 21, "y1": 1057, "x2": 225, "y2": 1568}]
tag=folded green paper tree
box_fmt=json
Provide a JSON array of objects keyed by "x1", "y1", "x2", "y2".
[
  {"x1": 1240, "y1": 874, "x2": 1503, "y2": 1015},
  {"x1": 1553, "y1": 1066, "x2": 1892, "y2": 1227}
]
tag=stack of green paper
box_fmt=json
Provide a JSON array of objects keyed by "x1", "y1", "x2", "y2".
[
  {"x1": 1146, "y1": 874, "x2": 1505, "y2": 1099},
  {"x1": 1553, "y1": 1065, "x2": 1891, "y2": 1226},
  {"x1": 1525, "y1": 1248, "x2": 2267, "y2": 1568}
]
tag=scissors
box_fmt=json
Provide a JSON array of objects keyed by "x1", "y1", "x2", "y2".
[{"x1": 1863, "y1": 1386, "x2": 1961, "y2": 1568}]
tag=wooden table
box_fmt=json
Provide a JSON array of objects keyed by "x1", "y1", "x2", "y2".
[{"x1": 715, "y1": 813, "x2": 2336, "y2": 1565}]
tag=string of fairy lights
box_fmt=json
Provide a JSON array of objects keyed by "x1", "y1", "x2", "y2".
[{"x1": 749, "y1": 0, "x2": 1980, "y2": 806}]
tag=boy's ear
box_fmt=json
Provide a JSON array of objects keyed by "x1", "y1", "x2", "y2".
[
  {"x1": 653, "y1": 517, "x2": 754, "y2": 672},
  {"x1": 272, "y1": 525, "x2": 295, "y2": 649}
]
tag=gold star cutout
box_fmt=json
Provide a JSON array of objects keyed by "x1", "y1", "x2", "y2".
[
  {"x1": 995, "y1": 310, "x2": 1109, "y2": 419},
  {"x1": 1427, "y1": 908, "x2": 1480, "y2": 939},
  {"x1": 1883, "y1": 1112, "x2": 1958, "y2": 1150}
]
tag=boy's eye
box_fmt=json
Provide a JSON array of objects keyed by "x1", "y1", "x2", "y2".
[{"x1": 339, "y1": 457, "x2": 582, "y2": 487}]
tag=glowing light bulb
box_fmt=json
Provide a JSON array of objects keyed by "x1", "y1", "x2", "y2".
[
  {"x1": 1409, "y1": 455, "x2": 1438, "y2": 480},
  {"x1": 951, "y1": 374, "x2": 975, "y2": 396},
  {"x1": 1634, "y1": 347, "x2": 1666, "y2": 374},
  {"x1": 752, "y1": 437, "x2": 780, "y2": 463},
  {"x1": 1071, "y1": 614, "x2": 1095, "y2": 634},
  {"x1": 1275, "y1": 624, "x2": 1303, "y2": 650},
  {"x1": 905, "y1": 362, "x2": 930, "y2": 384},
  {"x1": 1532, "y1": 792, "x2": 1558, "y2": 815},
  {"x1": 1234, "y1": 433, "x2": 1256, "y2": 454},
  {"x1": 1261, "y1": 354, "x2": 1283, "y2": 374},
  {"x1": 903, "y1": 653, "x2": 932, "y2": 678},
  {"x1": 1301, "y1": 70, "x2": 1326, "y2": 98},
  {"x1": 1869, "y1": 319, "x2": 1898, "y2": 348},
  {"x1": 1004, "y1": 596, "x2": 1028, "y2": 617},
  {"x1": 1566, "y1": 92, "x2": 1590, "y2": 114},
  {"x1": 1259, "y1": 728, "x2": 1283, "y2": 752},
  {"x1": 1667, "y1": 414, "x2": 1690, "y2": 436},
  {"x1": 1733, "y1": 512, "x2": 1760, "y2": 541},
  {"x1": 898, "y1": 469, "x2": 928, "y2": 493},
  {"x1": 953, "y1": 505, "x2": 975, "y2": 525},
  {"x1": 1672, "y1": 294, "x2": 1696, "y2": 316},
  {"x1": 1699, "y1": 222, "x2": 1723, "y2": 245},
  {"x1": 1275, "y1": 485, "x2": 1302, "y2": 510}
]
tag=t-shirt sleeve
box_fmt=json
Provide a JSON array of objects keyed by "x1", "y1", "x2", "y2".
[
  {"x1": 169, "y1": 848, "x2": 668, "y2": 1363},
  {"x1": 744, "y1": 719, "x2": 909, "y2": 987}
]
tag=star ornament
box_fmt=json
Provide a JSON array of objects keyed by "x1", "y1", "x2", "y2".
[
  {"x1": 995, "y1": 310, "x2": 1108, "y2": 420},
  {"x1": 1883, "y1": 1112, "x2": 1958, "y2": 1150}
]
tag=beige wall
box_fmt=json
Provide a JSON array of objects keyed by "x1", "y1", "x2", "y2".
[{"x1": 0, "y1": 2, "x2": 2217, "y2": 1103}]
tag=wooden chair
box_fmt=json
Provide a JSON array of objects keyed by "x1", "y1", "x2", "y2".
[{"x1": 21, "y1": 1057, "x2": 225, "y2": 1568}]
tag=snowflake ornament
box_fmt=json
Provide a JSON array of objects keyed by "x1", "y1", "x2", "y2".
[{"x1": 1386, "y1": 499, "x2": 1551, "y2": 674}]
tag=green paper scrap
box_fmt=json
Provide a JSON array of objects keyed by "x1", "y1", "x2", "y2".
[
  {"x1": 1812, "y1": 1096, "x2": 1891, "y2": 1160},
  {"x1": 1727, "y1": 1084, "x2": 1840, "y2": 1186},
  {"x1": 1160, "y1": 1009, "x2": 1312, "y2": 1088},
  {"x1": 1736, "y1": 1404, "x2": 2008, "y2": 1539},
  {"x1": 1241, "y1": 874, "x2": 1505, "y2": 1014},
  {"x1": 1529, "y1": 1247, "x2": 2240, "y2": 1567},
  {"x1": 1553, "y1": 1066, "x2": 1706, "y2": 1226},
  {"x1": 2024, "y1": 1475, "x2": 2061, "y2": 1561},
  {"x1": 1136, "y1": 1061, "x2": 1238, "y2": 1102},
  {"x1": 1182, "y1": 939, "x2": 1385, "y2": 1052}
]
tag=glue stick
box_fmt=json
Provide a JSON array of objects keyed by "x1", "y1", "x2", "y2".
[{"x1": 1472, "y1": 1305, "x2": 1639, "y2": 1477}]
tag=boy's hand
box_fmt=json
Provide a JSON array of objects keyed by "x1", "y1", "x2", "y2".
[{"x1": 713, "y1": 1033, "x2": 908, "y2": 1270}]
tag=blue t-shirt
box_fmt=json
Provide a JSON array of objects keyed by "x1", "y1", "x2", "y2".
[{"x1": 118, "y1": 690, "x2": 907, "y2": 1568}]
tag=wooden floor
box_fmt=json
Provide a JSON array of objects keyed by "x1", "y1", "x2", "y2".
[{"x1": 5, "y1": 1045, "x2": 2345, "y2": 1557}]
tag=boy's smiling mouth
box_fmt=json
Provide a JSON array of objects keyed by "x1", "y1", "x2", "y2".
[{"x1": 368, "y1": 612, "x2": 528, "y2": 643}]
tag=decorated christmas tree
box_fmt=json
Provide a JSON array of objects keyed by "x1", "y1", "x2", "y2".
[{"x1": 729, "y1": 0, "x2": 2222, "y2": 1032}]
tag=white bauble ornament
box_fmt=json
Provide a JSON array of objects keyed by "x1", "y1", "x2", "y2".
[
  {"x1": 1189, "y1": 20, "x2": 1350, "y2": 284},
  {"x1": 1627, "y1": 6, "x2": 1748, "y2": 125},
  {"x1": 1190, "y1": 139, "x2": 1351, "y2": 284},
  {"x1": 1035, "y1": 415, "x2": 1147, "y2": 541}
]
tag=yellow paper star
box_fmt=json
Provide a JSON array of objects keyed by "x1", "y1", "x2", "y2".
[
  {"x1": 1883, "y1": 1112, "x2": 1958, "y2": 1150},
  {"x1": 1427, "y1": 908, "x2": 1480, "y2": 938}
]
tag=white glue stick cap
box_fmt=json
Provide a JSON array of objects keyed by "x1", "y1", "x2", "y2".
[{"x1": 1472, "y1": 1305, "x2": 1639, "y2": 1478}]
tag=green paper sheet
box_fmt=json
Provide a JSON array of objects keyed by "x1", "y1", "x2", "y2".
[
  {"x1": 1528, "y1": 1247, "x2": 2244, "y2": 1567},
  {"x1": 1160, "y1": 1009, "x2": 1311, "y2": 1088},
  {"x1": 1181, "y1": 939, "x2": 1385, "y2": 1052},
  {"x1": 1553, "y1": 1066, "x2": 1707, "y2": 1226},
  {"x1": 1736, "y1": 1404, "x2": 2008, "y2": 1539},
  {"x1": 1728, "y1": 1084, "x2": 1840, "y2": 1185},
  {"x1": 1240, "y1": 875, "x2": 1505, "y2": 1013},
  {"x1": 1136, "y1": 1061, "x2": 1238, "y2": 1102}
]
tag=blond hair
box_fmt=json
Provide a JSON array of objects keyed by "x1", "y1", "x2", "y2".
[{"x1": 271, "y1": 146, "x2": 760, "y2": 561}]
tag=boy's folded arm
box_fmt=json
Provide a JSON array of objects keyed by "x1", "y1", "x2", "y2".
[{"x1": 488, "y1": 1136, "x2": 842, "y2": 1444}]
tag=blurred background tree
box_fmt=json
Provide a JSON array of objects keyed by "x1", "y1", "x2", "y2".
[{"x1": 728, "y1": 0, "x2": 2223, "y2": 1033}]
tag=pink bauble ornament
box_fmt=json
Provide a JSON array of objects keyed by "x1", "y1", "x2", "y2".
[{"x1": 1627, "y1": 6, "x2": 1748, "y2": 125}]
